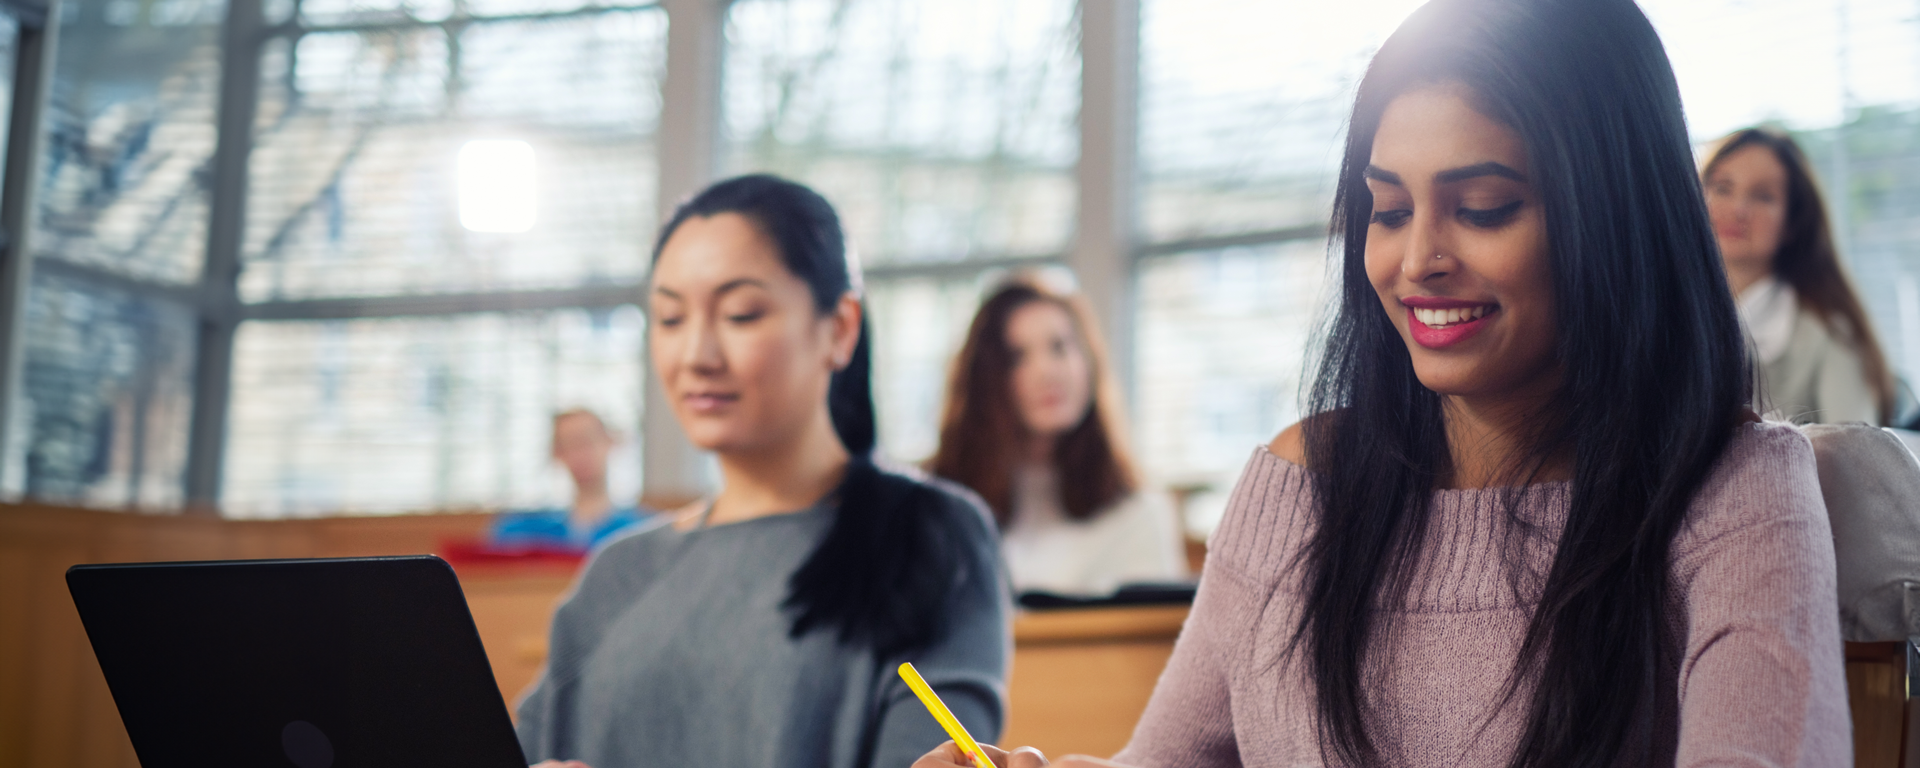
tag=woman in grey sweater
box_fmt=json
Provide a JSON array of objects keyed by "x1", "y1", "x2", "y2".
[{"x1": 519, "y1": 175, "x2": 1010, "y2": 768}]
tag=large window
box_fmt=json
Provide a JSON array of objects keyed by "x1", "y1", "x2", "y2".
[
  {"x1": 13, "y1": 0, "x2": 1920, "y2": 519},
  {"x1": 723, "y1": 0, "x2": 1079, "y2": 464},
  {"x1": 220, "y1": 1, "x2": 665, "y2": 515},
  {"x1": 13, "y1": 0, "x2": 663, "y2": 516}
]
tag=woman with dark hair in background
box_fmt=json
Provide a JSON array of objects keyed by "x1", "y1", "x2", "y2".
[
  {"x1": 928, "y1": 273, "x2": 1186, "y2": 596},
  {"x1": 916, "y1": 0, "x2": 1846, "y2": 766},
  {"x1": 1705, "y1": 126, "x2": 1895, "y2": 425},
  {"x1": 518, "y1": 174, "x2": 1009, "y2": 768}
]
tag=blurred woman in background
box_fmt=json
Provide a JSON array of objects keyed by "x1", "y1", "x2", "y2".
[
  {"x1": 927, "y1": 273, "x2": 1186, "y2": 597},
  {"x1": 1704, "y1": 126, "x2": 1895, "y2": 424},
  {"x1": 519, "y1": 174, "x2": 1008, "y2": 768}
]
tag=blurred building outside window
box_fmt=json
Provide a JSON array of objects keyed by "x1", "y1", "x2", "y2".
[
  {"x1": 10, "y1": 0, "x2": 218, "y2": 508},
  {"x1": 723, "y1": 0, "x2": 1080, "y2": 465},
  {"x1": 1134, "y1": 0, "x2": 1421, "y2": 538}
]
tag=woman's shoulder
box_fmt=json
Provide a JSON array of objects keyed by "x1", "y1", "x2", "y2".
[
  {"x1": 1707, "y1": 420, "x2": 1820, "y2": 496},
  {"x1": 1267, "y1": 420, "x2": 1309, "y2": 466},
  {"x1": 1203, "y1": 425, "x2": 1318, "y2": 583},
  {"x1": 571, "y1": 514, "x2": 679, "y2": 584},
  {"x1": 1676, "y1": 421, "x2": 1826, "y2": 552}
]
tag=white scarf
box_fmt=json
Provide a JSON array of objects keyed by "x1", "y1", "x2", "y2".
[{"x1": 1737, "y1": 275, "x2": 1798, "y2": 365}]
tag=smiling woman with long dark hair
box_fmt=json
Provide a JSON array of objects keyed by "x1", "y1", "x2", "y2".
[{"x1": 912, "y1": 0, "x2": 1848, "y2": 766}]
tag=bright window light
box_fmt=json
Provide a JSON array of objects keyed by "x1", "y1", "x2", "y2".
[{"x1": 457, "y1": 140, "x2": 536, "y2": 233}]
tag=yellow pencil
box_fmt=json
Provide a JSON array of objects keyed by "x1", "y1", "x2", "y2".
[{"x1": 898, "y1": 662, "x2": 999, "y2": 768}]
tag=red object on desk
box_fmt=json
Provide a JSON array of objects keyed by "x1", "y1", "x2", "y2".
[{"x1": 438, "y1": 538, "x2": 587, "y2": 568}]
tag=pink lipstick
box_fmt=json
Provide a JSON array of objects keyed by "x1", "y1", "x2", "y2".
[{"x1": 1402, "y1": 296, "x2": 1498, "y2": 349}]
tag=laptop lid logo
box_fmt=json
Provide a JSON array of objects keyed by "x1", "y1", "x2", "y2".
[{"x1": 281, "y1": 720, "x2": 334, "y2": 768}]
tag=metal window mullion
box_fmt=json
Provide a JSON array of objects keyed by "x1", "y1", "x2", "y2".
[
  {"x1": 1072, "y1": 0, "x2": 1140, "y2": 402},
  {"x1": 241, "y1": 283, "x2": 646, "y2": 320},
  {"x1": 288, "y1": 2, "x2": 661, "y2": 35},
  {"x1": 638, "y1": 0, "x2": 723, "y2": 507},
  {"x1": 184, "y1": 0, "x2": 265, "y2": 513},
  {"x1": 1136, "y1": 224, "x2": 1327, "y2": 260},
  {"x1": 0, "y1": 9, "x2": 59, "y2": 497}
]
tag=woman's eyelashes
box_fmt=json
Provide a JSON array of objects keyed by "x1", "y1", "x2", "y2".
[
  {"x1": 1371, "y1": 208, "x2": 1413, "y2": 228},
  {"x1": 1370, "y1": 200, "x2": 1522, "y2": 229},
  {"x1": 1458, "y1": 200, "x2": 1523, "y2": 228}
]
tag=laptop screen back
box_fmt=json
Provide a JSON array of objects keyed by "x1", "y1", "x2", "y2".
[{"x1": 67, "y1": 556, "x2": 526, "y2": 768}]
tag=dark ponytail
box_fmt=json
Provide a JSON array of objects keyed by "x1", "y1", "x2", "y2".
[
  {"x1": 654, "y1": 174, "x2": 961, "y2": 658},
  {"x1": 828, "y1": 318, "x2": 876, "y2": 456}
]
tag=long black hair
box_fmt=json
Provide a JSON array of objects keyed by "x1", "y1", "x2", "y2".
[
  {"x1": 1299, "y1": 1, "x2": 1750, "y2": 766},
  {"x1": 653, "y1": 174, "x2": 960, "y2": 658}
]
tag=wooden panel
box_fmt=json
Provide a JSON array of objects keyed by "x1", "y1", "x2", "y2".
[
  {"x1": 458, "y1": 565, "x2": 576, "y2": 712},
  {"x1": 0, "y1": 539, "x2": 33, "y2": 768},
  {"x1": 1847, "y1": 641, "x2": 1912, "y2": 768},
  {"x1": 1001, "y1": 606, "x2": 1187, "y2": 760},
  {"x1": 23, "y1": 534, "x2": 104, "y2": 766}
]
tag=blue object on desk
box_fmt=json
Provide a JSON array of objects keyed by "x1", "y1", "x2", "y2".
[{"x1": 490, "y1": 506, "x2": 652, "y2": 550}]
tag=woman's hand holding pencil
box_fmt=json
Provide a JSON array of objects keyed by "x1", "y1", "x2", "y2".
[
  {"x1": 902, "y1": 660, "x2": 1132, "y2": 768},
  {"x1": 909, "y1": 741, "x2": 1131, "y2": 768}
]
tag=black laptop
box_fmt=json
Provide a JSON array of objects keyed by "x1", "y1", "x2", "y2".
[{"x1": 67, "y1": 555, "x2": 527, "y2": 768}]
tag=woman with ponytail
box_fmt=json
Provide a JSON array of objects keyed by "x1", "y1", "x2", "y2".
[
  {"x1": 518, "y1": 174, "x2": 1009, "y2": 768},
  {"x1": 917, "y1": 1, "x2": 1848, "y2": 767}
]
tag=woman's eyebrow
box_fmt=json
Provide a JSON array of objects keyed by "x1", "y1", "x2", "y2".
[
  {"x1": 1435, "y1": 161, "x2": 1526, "y2": 184},
  {"x1": 1362, "y1": 165, "x2": 1403, "y2": 185},
  {"x1": 713, "y1": 278, "x2": 770, "y2": 297}
]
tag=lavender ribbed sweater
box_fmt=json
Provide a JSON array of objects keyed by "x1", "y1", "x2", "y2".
[{"x1": 1115, "y1": 422, "x2": 1850, "y2": 767}]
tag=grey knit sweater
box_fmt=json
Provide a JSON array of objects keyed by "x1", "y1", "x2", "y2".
[
  {"x1": 515, "y1": 480, "x2": 1010, "y2": 768},
  {"x1": 1115, "y1": 421, "x2": 1850, "y2": 767}
]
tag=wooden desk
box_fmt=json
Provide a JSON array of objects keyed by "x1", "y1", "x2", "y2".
[
  {"x1": 457, "y1": 563, "x2": 576, "y2": 711},
  {"x1": 1847, "y1": 640, "x2": 1920, "y2": 768},
  {"x1": 1003, "y1": 605, "x2": 1188, "y2": 760},
  {"x1": 0, "y1": 502, "x2": 1189, "y2": 767}
]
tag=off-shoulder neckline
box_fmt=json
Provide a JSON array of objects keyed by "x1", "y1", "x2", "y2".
[
  {"x1": 1251, "y1": 444, "x2": 1572, "y2": 495},
  {"x1": 1252, "y1": 420, "x2": 1796, "y2": 496}
]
